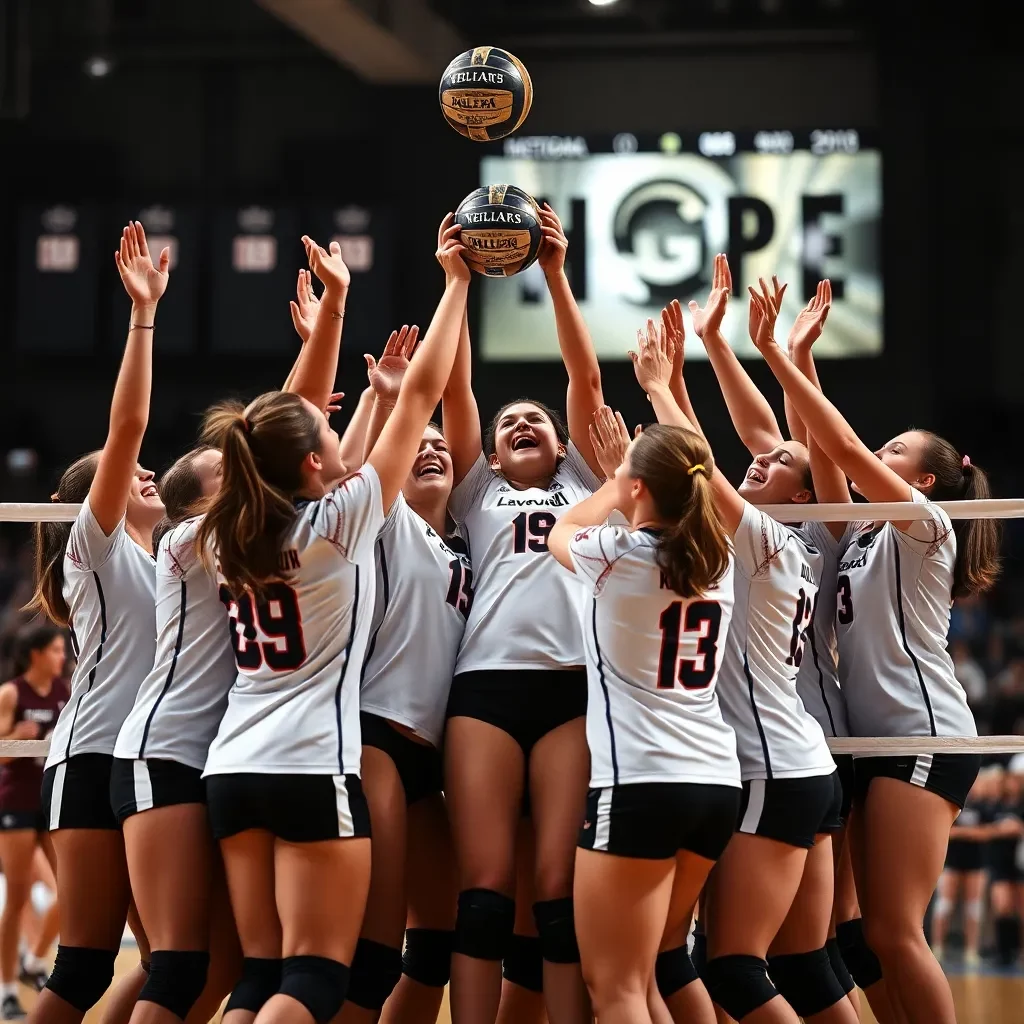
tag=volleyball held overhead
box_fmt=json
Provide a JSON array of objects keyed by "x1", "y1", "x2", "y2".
[
  {"x1": 438, "y1": 45, "x2": 533, "y2": 141},
  {"x1": 454, "y1": 184, "x2": 543, "y2": 277}
]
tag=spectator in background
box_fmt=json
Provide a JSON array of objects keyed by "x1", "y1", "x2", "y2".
[
  {"x1": 951, "y1": 640, "x2": 991, "y2": 732},
  {"x1": 950, "y1": 593, "x2": 992, "y2": 652}
]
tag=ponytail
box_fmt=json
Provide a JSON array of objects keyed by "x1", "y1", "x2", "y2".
[
  {"x1": 26, "y1": 452, "x2": 101, "y2": 627},
  {"x1": 918, "y1": 431, "x2": 1001, "y2": 597},
  {"x1": 196, "y1": 393, "x2": 321, "y2": 598},
  {"x1": 153, "y1": 445, "x2": 216, "y2": 551},
  {"x1": 628, "y1": 424, "x2": 731, "y2": 599}
]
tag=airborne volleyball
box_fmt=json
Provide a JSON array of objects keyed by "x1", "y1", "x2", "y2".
[{"x1": 439, "y1": 46, "x2": 533, "y2": 142}]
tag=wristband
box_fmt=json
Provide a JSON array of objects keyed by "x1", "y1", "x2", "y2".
[{"x1": 130, "y1": 323, "x2": 155, "y2": 331}]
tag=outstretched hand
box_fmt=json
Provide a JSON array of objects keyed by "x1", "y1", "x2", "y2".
[
  {"x1": 589, "y1": 406, "x2": 631, "y2": 480},
  {"x1": 536, "y1": 203, "x2": 568, "y2": 276},
  {"x1": 689, "y1": 253, "x2": 730, "y2": 340},
  {"x1": 629, "y1": 318, "x2": 675, "y2": 394},
  {"x1": 289, "y1": 269, "x2": 321, "y2": 344},
  {"x1": 115, "y1": 221, "x2": 170, "y2": 308},
  {"x1": 436, "y1": 214, "x2": 471, "y2": 283},
  {"x1": 662, "y1": 299, "x2": 685, "y2": 377},
  {"x1": 788, "y1": 279, "x2": 831, "y2": 352},
  {"x1": 365, "y1": 324, "x2": 420, "y2": 404},
  {"x1": 302, "y1": 236, "x2": 351, "y2": 297},
  {"x1": 748, "y1": 277, "x2": 783, "y2": 355}
]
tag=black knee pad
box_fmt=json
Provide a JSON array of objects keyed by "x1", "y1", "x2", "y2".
[
  {"x1": 826, "y1": 937, "x2": 855, "y2": 995},
  {"x1": 502, "y1": 934, "x2": 543, "y2": 993},
  {"x1": 835, "y1": 918, "x2": 883, "y2": 989},
  {"x1": 403, "y1": 928, "x2": 454, "y2": 988},
  {"x1": 453, "y1": 889, "x2": 515, "y2": 961},
  {"x1": 225, "y1": 957, "x2": 283, "y2": 1014},
  {"x1": 532, "y1": 898, "x2": 580, "y2": 964},
  {"x1": 347, "y1": 939, "x2": 402, "y2": 1011},
  {"x1": 703, "y1": 954, "x2": 776, "y2": 1021},
  {"x1": 138, "y1": 949, "x2": 211, "y2": 1021},
  {"x1": 279, "y1": 955, "x2": 349, "y2": 1024},
  {"x1": 768, "y1": 947, "x2": 846, "y2": 1017},
  {"x1": 46, "y1": 945, "x2": 117, "y2": 1012},
  {"x1": 690, "y1": 932, "x2": 707, "y2": 977},
  {"x1": 655, "y1": 945, "x2": 699, "y2": 999}
]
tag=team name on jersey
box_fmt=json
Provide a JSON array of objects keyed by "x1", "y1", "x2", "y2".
[
  {"x1": 800, "y1": 563, "x2": 815, "y2": 584},
  {"x1": 659, "y1": 572, "x2": 672, "y2": 590},
  {"x1": 424, "y1": 524, "x2": 468, "y2": 563},
  {"x1": 838, "y1": 554, "x2": 867, "y2": 572},
  {"x1": 494, "y1": 493, "x2": 570, "y2": 508},
  {"x1": 279, "y1": 548, "x2": 301, "y2": 572},
  {"x1": 23, "y1": 708, "x2": 57, "y2": 724}
]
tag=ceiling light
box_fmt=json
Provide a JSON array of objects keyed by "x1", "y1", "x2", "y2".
[
  {"x1": 83, "y1": 55, "x2": 114, "y2": 78},
  {"x1": 588, "y1": 0, "x2": 620, "y2": 7}
]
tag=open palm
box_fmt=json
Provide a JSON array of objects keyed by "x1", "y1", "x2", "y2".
[{"x1": 115, "y1": 221, "x2": 170, "y2": 306}]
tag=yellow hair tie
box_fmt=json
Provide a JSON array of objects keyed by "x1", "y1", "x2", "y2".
[{"x1": 687, "y1": 464, "x2": 706, "y2": 476}]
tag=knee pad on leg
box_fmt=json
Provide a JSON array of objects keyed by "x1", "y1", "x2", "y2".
[
  {"x1": 402, "y1": 928, "x2": 454, "y2": 987},
  {"x1": 347, "y1": 939, "x2": 402, "y2": 1011},
  {"x1": 690, "y1": 931, "x2": 707, "y2": 977},
  {"x1": 502, "y1": 934, "x2": 543, "y2": 993},
  {"x1": 279, "y1": 955, "x2": 349, "y2": 1024},
  {"x1": 964, "y1": 898, "x2": 984, "y2": 923},
  {"x1": 933, "y1": 895, "x2": 953, "y2": 918},
  {"x1": 138, "y1": 949, "x2": 211, "y2": 1021},
  {"x1": 703, "y1": 955, "x2": 776, "y2": 1021},
  {"x1": 825, "y1": 938, "x2": 855, "y2": 996},
  {"x1": 453, "y1": 889, "x2": 515, "y2": 961},
  {"x1": 768, "y1": 947, "x2": 846, "y2": 1017},
  {"x1": 532, "y1": 898, "x2": 580, "y2": 964},
  {"x1": 224, "y1": 957, "x2": 283, "y2": 1014},
  {"x1": 655, "y1": 945, "x2": 699, "y2": 999},
  {"x1": 835, "y1": 918, "x2": 883, "y2": 989},
  {"x1": 45, "y1": 945, "x2": 117, "y2": 1012}
]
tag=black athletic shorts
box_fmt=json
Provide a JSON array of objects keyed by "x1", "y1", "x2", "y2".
[
  {"x1": 579, "y1": 782, "x2": 740, "y2": 861},
  {"x1": 446, "y1": 668, "x2": 587, "y2": 756},
  {"x1": 987, "y1": 838, "x2": 1022, "y2": 883},
  {"x1": 737, "y1": 771, "x2": 841, "y2": 849},
  {"x1": 945, "y1": 838, "x2": 986, "y2": 873},
  {"x1": 206, "y1": 772, "x2": 371, "y2": 843},
  {"x1": 834, "y1": 753, "x2": 855, "y2": 825},
  {"x1": 853, "y1": 753, "x2": 981, "y2": 811},
  {"x1": 0, "y1": 809, "x2": 45, "y2": 832},
  {"x1": 41, "y1": 754, "x2": 119, "y2": 831},
  {"x1": 360, "y1": 713, "x2": 442, "y2": 806},
  {"x1": 110, "y1": 757, "x2": 207, "y2": 824}
]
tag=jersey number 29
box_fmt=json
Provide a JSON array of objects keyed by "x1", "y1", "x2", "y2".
[
  {"x1": 219, "y1": 582, "x2": 306, "y2": 672},
  {"x1": 657, "y1": 600, "x2": 723, "y2": 690}
]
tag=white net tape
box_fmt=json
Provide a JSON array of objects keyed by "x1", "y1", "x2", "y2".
[{"x1": 3, "y1": 497, "x2": 1022, "y2": 759}]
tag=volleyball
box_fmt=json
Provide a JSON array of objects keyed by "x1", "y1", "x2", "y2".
[
  {"x1": 454, "y1": 185, "x2": 543, "y2": 277},
  {"x1": 439, "y1": 46, "x2": 533, "y2": 142}
]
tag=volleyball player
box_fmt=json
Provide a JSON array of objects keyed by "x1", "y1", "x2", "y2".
[
  {"x1": 197, "y1": 225, "x2": 469, "y2": 1024},
  {"x1": 441, "y1": 205, "x2": 604, "y2": 1024},
  {"x1": 25, "y1": 223, "x2": 168, "y2": 1023},
  {"x1": 750, "y1": 286, "x2": 1002, "y2": 1024},
  {"x1": 984, "y1": 768, "x2": 1024, "y2": 965},
  {"x1": 0, "y1": 625, "x2": 67, "y2": 1017},
  {"x1": 334, "y1": 321, "x2": 464, "y2": 1024},
  {"x1": 631, "y1": 318, "x2": 849, "y2": 1024},
  {"x1": 547, "y1": 408, "x2": 740, "y2": 1024}
]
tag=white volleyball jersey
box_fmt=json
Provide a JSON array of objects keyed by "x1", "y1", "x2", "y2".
[
  {"x1": 836, "y1": 489, "x2": 973, "y2": 739},
  {"x1": 204, "y1": 466, "x2": 384, "y2": 777},
  {"x1": 716, "y1": 502, "x2": 835, "y2": 781},
  {"x1": 448, "y1": 444, "x2": 601, "y2": 673},
  {"x1": 114, "y1": 518, "x2": 236, "y2": 770},
  {"x1": 790, "y1": 521, "x2": 851, "y2": 739},
  {"x1": 360, "y1": 495, "x2": 471, "y2": 747},
  {"x1": 569, "y1": 525, "x2": 740, "y2": 789},
  {"x1": 46, "y1": 498, "x2": 156, "y2": 768}
]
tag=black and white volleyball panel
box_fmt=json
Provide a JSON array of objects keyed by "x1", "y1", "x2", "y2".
[{"x1": 439, "y1": 46, "x2": 533, "y2": 142}]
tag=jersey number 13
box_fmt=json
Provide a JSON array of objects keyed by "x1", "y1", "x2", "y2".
[{"x1": 657, "y1": 600, "x2": 723, "y2": 690}]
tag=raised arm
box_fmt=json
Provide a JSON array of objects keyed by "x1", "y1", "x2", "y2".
[
  {"x1": 361, "y1": 325, "x2": 420, "y2": 462},
  {"x1": 439, "y1": 217, "x2": 482, "y2": 485},
  {"x1": 749, "y1": 288, "x2": 914, "y2": 506},
  {"x1": 549, "y1": 479, "x2": 621, "y2": 573},
  {"x1": 692, "y1": 255, "x2": 784, "y2": 457},
  {"x1": 663, "y1": 300, "x2": 704, "y2": 437},
  {"x1": 337, "y1": 387, "x2": 374, "y2": 471},
  {"x1": 281, "y1": 268, "x2": 320, "y2": 392},
  {"x1": 630, "y1": 319, "x2": 745, "y2": 536},
  {"x1": 90, "y1": 222, "x2": 169, "y2": 536},
  {"x1": 539, "y1": 204, "x2": 605, "y2": 475},
  {"x1": 284, "y1": 237, "x2": 350, "y2": 413},
  {"x1": 367, "y1": 227, "x2": 470, "y2": 514}
]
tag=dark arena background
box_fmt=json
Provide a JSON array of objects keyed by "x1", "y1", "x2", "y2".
[{"x1": 1, "y1": 1, "x2": 1023, "y2": 1021}]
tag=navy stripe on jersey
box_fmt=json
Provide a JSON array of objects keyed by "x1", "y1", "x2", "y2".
[
  {"x1": 335, "y1": 566, "x2": 360, "y2": 773},
  {"x1": 893, "y1": 545, "x2": 936, "y2": 736},
  {"x1": 139, "y1": 579, "x2": 187, "y2": 758},
  {"x1": 64, "y1": 571, "x2": 108, "y2": 759},
  {"x1": 361, "y1": 540, "x2": 390, "y2": 679},
  {"x1": 744, "y1": 652, "x2": 773, "y2": 779},
  {"x1": 591, "y1": 598, "x2": 619, "y2": 785}
]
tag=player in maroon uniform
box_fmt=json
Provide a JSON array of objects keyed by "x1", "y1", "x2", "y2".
[{"x1": 0, "y1": 624, "x2": 69, "y2": 1018}]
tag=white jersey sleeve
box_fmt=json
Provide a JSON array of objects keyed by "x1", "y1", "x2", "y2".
[
  {"x1": 715, "y1": 502, "x2": 835, "y2": 781},
  {"x1": 204, "y1": 466, "x2": 385, "y2": 777},
  {"x1": 47, "y1": 497, "x2": 157, "y2": 767},
  {"x1": 571, "y1": 525, "x2": 740, "y2": 788},
  {"x1": 360, "y1": 495, "x2": 470, "y2": 746},
  {"x1": 114, "y1": 518, "x2": 236, "y2": 770},
  {"x1": 451, "y1": 443, "x2": 597, "y2": 673},
  {"x1": 836, "y1": 489, "x2": 971, "y2": 738}
]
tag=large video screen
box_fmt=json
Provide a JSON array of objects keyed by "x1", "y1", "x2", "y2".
[{"x1": 478, "y1": 129, "x2": 881, "y2": 361}]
